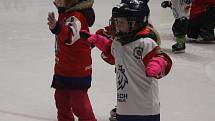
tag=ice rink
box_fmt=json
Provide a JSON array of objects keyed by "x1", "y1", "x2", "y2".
[{"x1": 0, "y1": 0, "x2": 215, "y2": 121}]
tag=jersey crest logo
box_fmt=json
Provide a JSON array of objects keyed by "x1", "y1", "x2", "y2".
[
  {"x1": 133, "y1": 47, "x2": 143, "y2": 59},
  {"x1": 116, "y1": 65, "x2": 128, "y2": 90}
]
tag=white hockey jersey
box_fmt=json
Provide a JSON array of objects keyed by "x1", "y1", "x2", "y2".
[{"x1": 111, "y1": 37, "x2": 160, "y2": 116}]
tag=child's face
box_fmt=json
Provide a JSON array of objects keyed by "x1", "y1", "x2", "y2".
[
  {"x1": 54, "y1": 0, "x2": 66, "y2": 7},
  {"x1": 113, "y1": 17, "x2": 129, "y2": 33}
]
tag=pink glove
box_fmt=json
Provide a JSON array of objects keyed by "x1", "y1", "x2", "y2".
[
  {"x1": 146, "y1": 57, "x2": 167, "y2": 79},
  {"x1": 80, "y1": 30, "x2": 110, "y2": 52}
]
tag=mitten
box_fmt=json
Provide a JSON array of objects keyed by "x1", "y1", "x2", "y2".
[
  {"x1": 80, "y1": 30, "x2": 110, "y2": 52},
  {"x1": 146, "y1": 57, "x2": 167, "y2": 78},
  {"x1": 161, "y1": 1, "x2": 172, "y2": 8},
  {"x1": 47, "y1": 12, "x2": 57, "y2": 30}
]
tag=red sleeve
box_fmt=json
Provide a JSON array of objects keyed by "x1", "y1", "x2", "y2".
[
  {"x1": 143, "y1": 46, "x2": 172, "y2": 76},
  {"x1": 100, "y1": 41, "x2": 115, "y2": 65}
]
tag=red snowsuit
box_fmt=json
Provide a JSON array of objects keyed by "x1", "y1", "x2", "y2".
[{"x1": 50, "y1": 10, "x2": 96, "y2": 121}]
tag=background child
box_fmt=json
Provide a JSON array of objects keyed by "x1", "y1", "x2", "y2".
[
  {"x1": 47, "y1": 0, "x2": 97, "y2": 121},
  {"x1": 187, "y1": 0, "x2": 215, "y2": 42},
  {"x1": 161, "y1": 0, "x2": 191, "y2": 53},
  {"x1": 81, "y1": 0, "x2": 172, "y2": 121}
]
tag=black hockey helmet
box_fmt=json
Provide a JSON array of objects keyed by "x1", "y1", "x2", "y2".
[
  {"x1": 111, "y1": 0, "x2": 150, "y2": 45},
  {"x1": 112, "y1": 0, "x2": 150, "y2": 27}
]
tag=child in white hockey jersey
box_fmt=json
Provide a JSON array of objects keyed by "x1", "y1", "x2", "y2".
[
  {"x1": 80, "y1": 0, "x2": 172, "y2": 121},
  {"x1": 161, "y1": 0, "x2": 191, "y2": 53}
]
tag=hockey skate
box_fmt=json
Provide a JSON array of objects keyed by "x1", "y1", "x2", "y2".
[
  {"x1": 186, "y1": 36, "x2": 215, "y2": 43},
  {"x1": 109, "y1": 107, "x2": 117, "y2": 121},
  {"x1": 172, "y1": 42, "x2": 185, "y2": 53}
]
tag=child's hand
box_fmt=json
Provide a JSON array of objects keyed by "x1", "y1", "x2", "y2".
[
  {"x1": 161, "y1": 1, "x2": 172, "y2": 8},
  {"x1": 47, "y1": 12, "x2": 57, "y2": 30}
]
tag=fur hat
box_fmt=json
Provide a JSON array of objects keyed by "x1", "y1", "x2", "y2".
[
  {"x1": 65, "y1": 0, "x2": 79, "y2": 8},
  {"x1": 62, "y1": 0, "x2": 95, "y2": 27},
  {"x1": 66, "y1": 0, "x2": 94, "y2": 11}
]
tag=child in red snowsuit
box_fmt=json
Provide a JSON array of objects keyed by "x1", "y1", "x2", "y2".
[{"x1": 47, "y1": 0, "x2": 96, "y2": 121}]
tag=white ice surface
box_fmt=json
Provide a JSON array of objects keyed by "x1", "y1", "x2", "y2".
[{"x1": 0, "y1": 0, "x2": 215, "y2": 121}]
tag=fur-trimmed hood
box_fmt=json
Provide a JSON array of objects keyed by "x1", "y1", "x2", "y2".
[{"x1": 66, "y1": 0, "x2": 94, "y2": 12}]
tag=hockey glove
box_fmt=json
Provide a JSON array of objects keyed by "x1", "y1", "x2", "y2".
[
  {"x1": 146, "y1": 56, "x2": 167, "y2": 79},
  {"x1": 80, "y1": 30, "x2": 110, "y2": 52},
  {"x1": 161, "y1": 1, "x2": 172, "y2": 8}
]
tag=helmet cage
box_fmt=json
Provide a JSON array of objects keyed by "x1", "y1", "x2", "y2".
[{"x1": 111, "y1": 1, "x2": 149, "y2": 34}]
